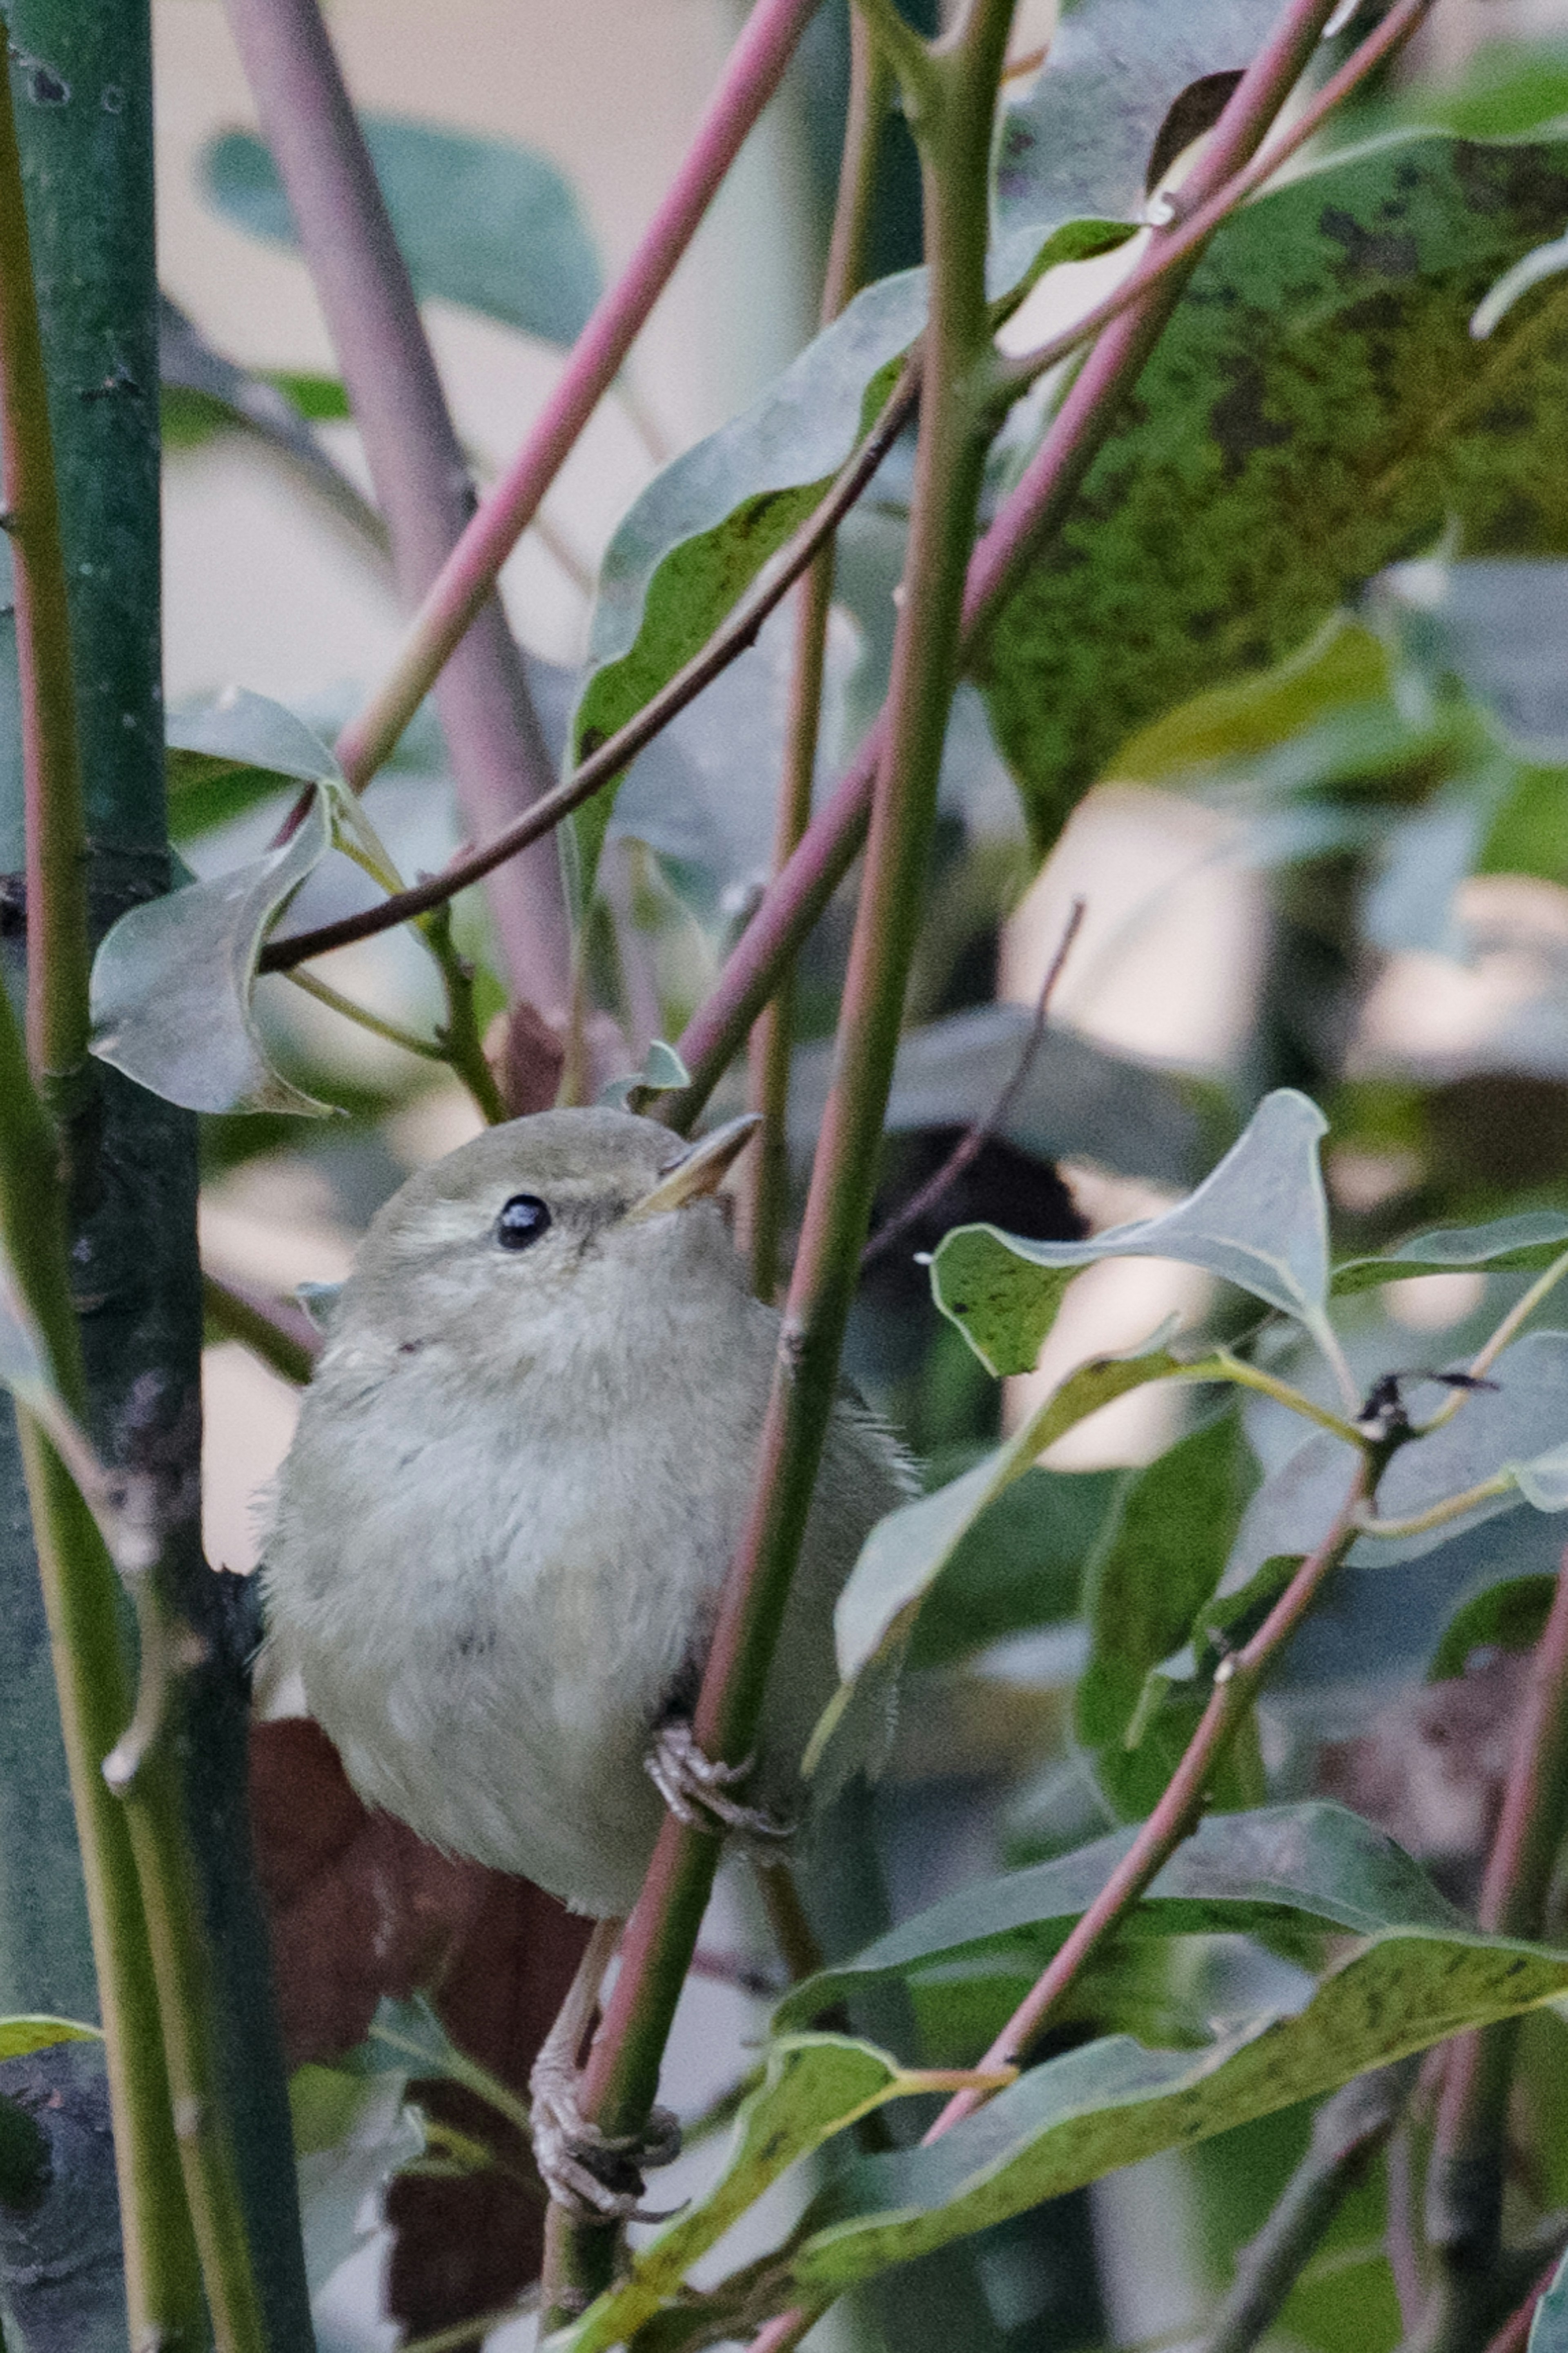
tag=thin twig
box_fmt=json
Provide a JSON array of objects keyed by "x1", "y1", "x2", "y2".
[
  {"x1": 222, "y1": 0, "x2": 572, "y2": 1013},
  {"x1": 281, "y1": 966, "x2": 447, "y2": 1061},
  {"x1": 200, "y1": 1272, "x2": 320, "y2": 1388},
  {"x1": 860, "y1": 895, "x2": 1085, "y2": 1268},
  {"x1": 332, "y1": 0, "x2": 823, "y2": 794},
  {"x1": 256, "y1": 370, "x2": 917, "y2": 973},
  {"x1": 0, "y1": 47, "x2": 89, "y2": 1099}
]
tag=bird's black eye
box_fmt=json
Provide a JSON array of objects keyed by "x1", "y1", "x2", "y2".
[{"x1": 495, "y1": 1194, "x2": 551, "y2": 1251}]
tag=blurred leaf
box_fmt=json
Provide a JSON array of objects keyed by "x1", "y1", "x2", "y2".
[
  {"x1": 933, "y1": 1089, "x2": 1332, "y2": 1377},
  {"x1": 90, "y1": 760, "x2": 399, "y2": 1116},
  {"x1": 1429, "y1": 1573, "x2": 1556, "y2": 1680},
  {"x1": 1333, "y1": 1208, "x2": 1568, "y2": 1293},
  {"x1": 1532, "y1": 2242, "x2": 1568, "y2": 2350},
  {"x1": 555, "y1": 2035, "x2": 1002, "y2": 2353},
  {"x1": 1361, "y1": 756, "x2": 1517, "y2": 958},
  {"x1": 296, "y1": 2069, "x2": 422, "y2": 2294},
  {"x1": 909, "y1": 1466, "x2": 1117, "y2": 1668},
  {"x1": 993, "y1": 0, "x2": 1287, "y2": 250},
  {"x1": 596, "y1": 1038, "x2": 689, "y2": 1112},
  {"x1": 201, "y1": 116, "x2": 602, "y2": 346},
  {"x1": 261, "y1": 369, "x2": 351, "y2": 422},
  {"x1": 1114, "y1": 616, "x2": 1393, "y2": 786},
  {"x1": 980, "y1": 134, "x2": 1568, "y2": 848},
  {"x1": 790, "y1": 1007, "x2": 1208, "y2": 1191},
  {"x1": 1078, "y1": 1416, "x2": 1254, "y2": 1819},
  {"x1": 0, "y1": 2016, "x2": 99, "y2": 2061},
  {"x1": 1392, "y1": 41, "x2": 1568, "y2": 142},
  {"x1": 776, "y1": 1801, "x2": 1459, "y2": 2035},
  {"x1": 791, "y1": 1930, "x2": 1568, "y2": 2296},
  {"x1": 1378, "y1": 559, "x2": 1568, "y2": 761}
]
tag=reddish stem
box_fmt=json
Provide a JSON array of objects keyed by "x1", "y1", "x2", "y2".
[
  {"x1": 332, "y1": 0, "x2": 821, "y2": 792},
  {"x1": 222, "y1": 0, "x2": 571, "y2": 1010}
]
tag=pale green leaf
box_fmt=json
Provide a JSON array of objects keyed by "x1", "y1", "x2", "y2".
[
  {"x1": 774, "y1": 1802, "x2": 1459, "y2": 2035},
  {"x1": 791, "y1": 1930, "x2": 1568, "y2": 2295},
  {"x1": 1333, "y1": 1208, "x2": 1568, "y2": 1294},
  {"x1": 201, "y1": 118, "x2": 602, "y2": 347},
  {"x1": 89, "y1": 771, "x2": 401, "y2": 1116},
  {"x1": 552, "y1": 2035, "x2": 990, "y2": 2353},
  {"x1": 933, "y1": 1090, "x2": 1331, "y2": 1377}
]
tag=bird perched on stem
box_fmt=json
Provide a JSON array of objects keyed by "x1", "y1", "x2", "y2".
[{"x1": 262, "y1": 1107, "x2": 910, "y2": 2211}]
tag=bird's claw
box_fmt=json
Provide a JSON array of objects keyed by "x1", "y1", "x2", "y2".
[
  {"x1": 529, "y1": 2047, "x2": 682, "y2": 2222},
  {"x1": 646, "y1": 1721, "x2": 793, "y2": 1849}
]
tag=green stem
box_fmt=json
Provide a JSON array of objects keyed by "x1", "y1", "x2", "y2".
[
  {"x1": 201, "y1": 1272, "x2": 318, "y2": 1388},
  {"x1": 0, "y1": 993, "x2": 205, "y2": 2346},
  {"x1": 1419, "y1": 1246, "x2": 1568, "y2": 1439},
  {"x1": 0, "y1": 41, "x2": 87, "y2": 1105},
  {"x1": 746, "y1": 14, "x2": 889, "y2": 1300},
  {"x1": 420, "y1": 903, "x2": 507, "y2": 1124},
  {"x1": 544, "y1": 0, "x2": 1017, "y2": 2326},
  {"x1": 1355, "y1": 1473, "x2": 1515, "y2": 1542},
  {"x1": 283, "y1": 965, "x2": 448, "y2": 1061},
  {"x1": 1419, "y1": 1542, "x2": 1568, "y2": 2353}
]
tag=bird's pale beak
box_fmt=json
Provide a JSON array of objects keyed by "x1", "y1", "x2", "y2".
[{"x1": 625, "y1": 1114, "x2": 762, "y2": 1222}]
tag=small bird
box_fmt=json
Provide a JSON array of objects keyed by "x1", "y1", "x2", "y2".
[{"x1": 261, "y1": 1107, "x2": 911, "y2": 2208}]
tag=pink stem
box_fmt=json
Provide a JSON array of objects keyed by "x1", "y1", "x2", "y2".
[
  {"x1": 332, "y1": 0, "x2": 822, "y2": 792},
  {"x1": 222, "y1": 0, "x2": 572, "y2": 1012}
]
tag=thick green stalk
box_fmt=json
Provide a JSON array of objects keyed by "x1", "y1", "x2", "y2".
[
  {"x1": 0, "y1": 981, "x2": 204, "y2": 2346},
  {"x1": 0, "y1": 47, "x2": 85, "y2": 1101},
  {"x1": 746, "y1": 12, "x2": 888, "y2": 1300},
  {"x1": 545, "y1": 0, "x2": 1016, "y2": 2327},
  {"x1": 4, "y1": 5, "x2": 314, "y2": 2336}
]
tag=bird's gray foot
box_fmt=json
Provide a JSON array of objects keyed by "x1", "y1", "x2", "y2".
[
  {"x1": 529, "y1": 2040, "x2": 682, "y2": 2224},
  {"x1": 645, "y1": 1720, "x2": 794, "y2": 1849}
]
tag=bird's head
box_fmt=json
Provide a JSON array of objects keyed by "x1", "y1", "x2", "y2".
[{"x1": 335, "y1": 1107, "x2": 762, "y2": 1364}]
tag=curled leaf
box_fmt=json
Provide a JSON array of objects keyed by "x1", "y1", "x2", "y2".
[
  {"x1": 933, "y1": 1090, "x2": 1332, "y2": 1377},
  {"x1": 90, "y1": 763, "x2": 401, "y2": 1116}
]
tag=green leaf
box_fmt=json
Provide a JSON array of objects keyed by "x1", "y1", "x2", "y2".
[
  {"x1": 790, "y1": 1929, "x2": 1568, "y2": 2296},
  {"x1": 933, "y1": 1089, "x2": 1332, "y2": 1377},
  {"x1": 979, "y1": 133, "x2": 1568, "y2": 847},
  {"x1": 554, "y1": 2037, "x2": 999, "y2": 2353},
  {"x1": 1389, "y1": 40, "x2": 1568, "y2": 143},
  {"x1": 201, "y1": 116, "x2": 602, "y2": 347},
  {"x1": 775, "y1": 1801, "x2": 1460, "y2": 2034},
  {"x1": 1429, "y1": 1574, "x2": 1556, "y2": 1680},
  {"x1": 566, "y1": 200, "x2": 1139, "y2": 908},
  {"x1": 90, "y1": 743, "x2": 400, "y2": 1116},
  {"x1": 261, "y1": 369, "x2": 351, "y2": 423},
  {"x1": 0, "y1": 2014, "x2": 99, "y2": 2061},
  {"x1": 566, "y1": 271, "x2": 924, "y2": 908},
  {"x1": 908, "y1": 1466, "x2": 1117, "y2": 1669},
  {"x1": 1078, "y1": 1416, "x2": 1255, "y2": 1819},
  {"x1": 1113, "y1": 616, "x2": 1392, "y2": 786},
  {"x1": 1333, "y1": 1208, "x2": 1568, "y2": 1293}
]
